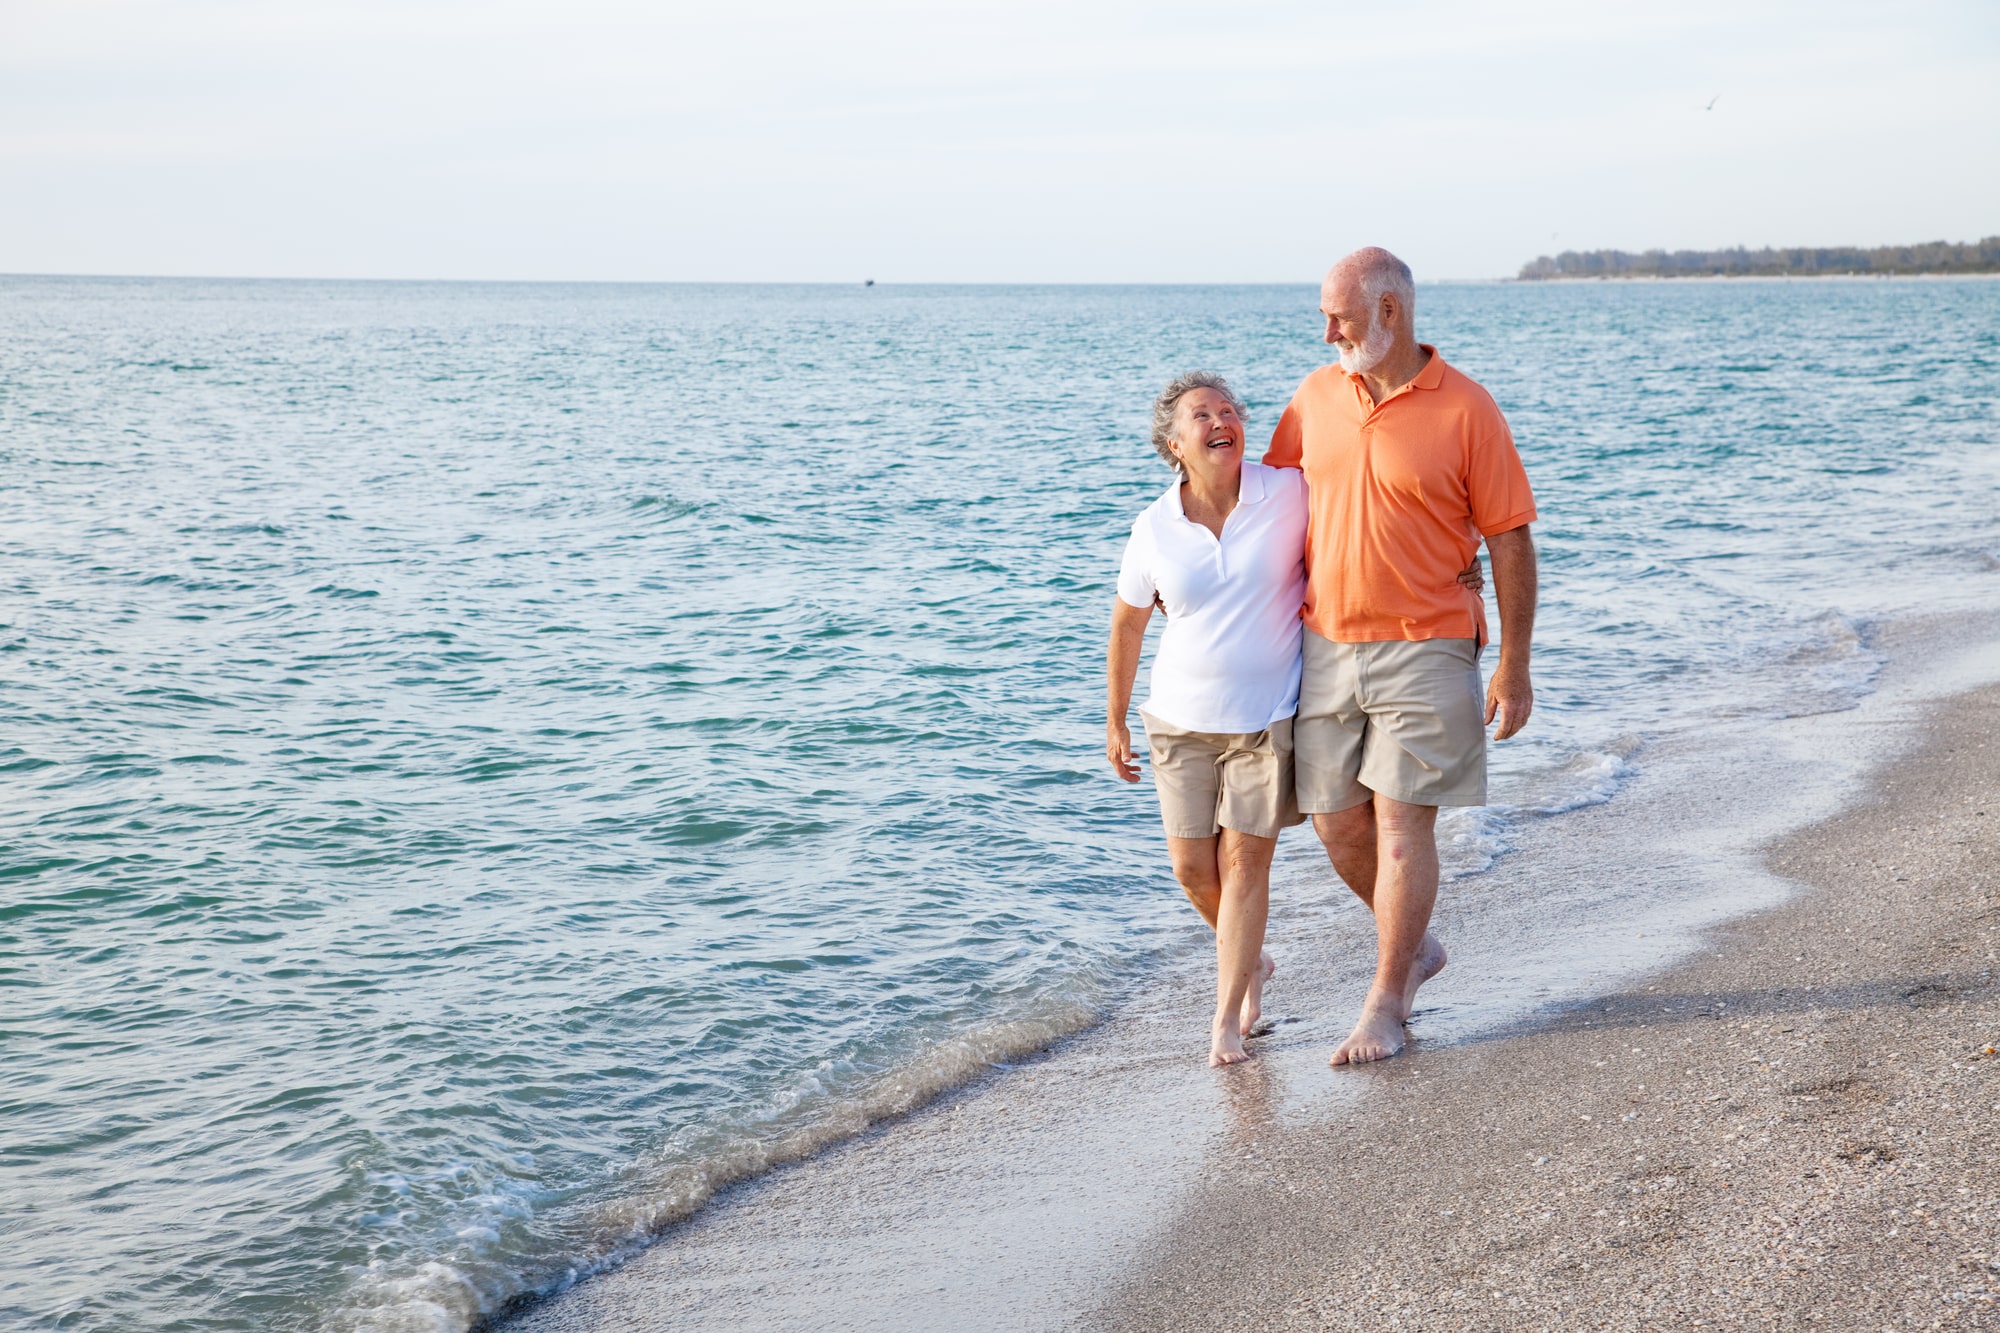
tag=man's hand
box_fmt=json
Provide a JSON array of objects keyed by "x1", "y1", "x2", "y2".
[
  {"x1": 1456, "y1": 559, "x2": 1483, "y2": 593},
  {"x1": 1484, "y1": 660, "x2": 1532, "y2": 740},
  {"x1": 1106, "y1": 721, "x2": 1140, "y2": 782},
  {"x1": 1482, "y1": 524, "x2": 1538, "y2": 741}
]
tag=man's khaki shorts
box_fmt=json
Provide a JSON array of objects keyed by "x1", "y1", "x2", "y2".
[
  {"x1": 1140, "y1": 710, "x2": 1305, "y2": 841},
  {"x1": 1295, "y1": 631, "x2": 1487, "y2": 811}
]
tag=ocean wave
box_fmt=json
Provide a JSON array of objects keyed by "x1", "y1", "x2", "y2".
[
  {"x1": 1442, "y1": 740, "x2": 1641, "y2": 879},
  {"x1": 322, "y1": 994, "x2": 1104, "y2": 1333}
]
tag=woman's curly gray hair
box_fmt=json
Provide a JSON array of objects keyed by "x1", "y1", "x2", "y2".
[{"x1": 1149, "y1": 370, "x2": 1246, "y2": 471}]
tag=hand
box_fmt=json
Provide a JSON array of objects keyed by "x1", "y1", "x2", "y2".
[
  {"x1": 1456, "y1": 559, "x2": 1484, "y2": 593},
  {"x1": 1107, "y1": 721, "x2": 1140, "y2": 782},
  {"x1": 1484, "y1": 659, "x2": 1533, "y2": 740}
]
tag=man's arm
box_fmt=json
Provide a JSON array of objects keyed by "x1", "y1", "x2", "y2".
[
  {"x1": 1483, "y1": 524, "x2": 1536, "y2": 740},
  {"x1": 1262, "y1": 399, "x2": 1303, "y2": 470},
  {"x1": 1106, "y1": 598, "x2": 1153, "y2": 781}
]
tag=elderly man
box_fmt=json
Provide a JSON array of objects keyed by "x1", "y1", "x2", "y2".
[{"x1": 1264, "y1": 246, "x2": 1538, "y2": 1065}]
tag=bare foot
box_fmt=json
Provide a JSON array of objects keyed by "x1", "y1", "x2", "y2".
[
  {"x1": 1403, "y1": 933, "x2": 1447, "y2": 1017},
  {"x1": 1238, "y1": 951, "x2": 1276, "y2": 1036},
  {"x1": 1210, "y1": 1019, "x2": 1251, "y2": 1067},
  {"x1": 1329, "y1": 989, "x2": 1407, "y2": 1066}
]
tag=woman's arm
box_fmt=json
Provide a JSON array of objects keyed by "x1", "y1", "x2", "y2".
[{"x1": 1106, "y1": 598, "x2": 1153, "y2": 782}]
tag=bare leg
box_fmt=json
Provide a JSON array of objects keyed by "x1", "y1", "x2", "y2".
[
  {"x1": 1166, "y1": 834, "x2": 1222, "y2": 922},
  {"x1": 1327, "y1": 795, "x2": 1441, "y2": 1065},
  {"x1": 1311, "y1": 801, "x2": 1379, "y2": 904},
  {"x1": 1167, "y1": 836, "x2": 1276, "y2": 1037},
  {"x1": 1240, "y1": 946, "x2": 1276, "y2": 1037},
  {"x1": 1312, "y1": 801, "x2": 1448, "y2": 1038},
  {"x1": 1208, "y1": 828, "x2": 1275, "y2": 1066}
]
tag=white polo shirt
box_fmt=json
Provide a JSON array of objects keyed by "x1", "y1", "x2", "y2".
[{"x1": 1115, "y1": 462, "x2": 1309, "y2": 735}]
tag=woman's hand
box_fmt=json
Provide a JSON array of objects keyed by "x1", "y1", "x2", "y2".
[
  {"x1": 1457, "y1": 558, "x2": 1485, "y2": 593},
  {"x1": 1107, "y1": 720, "x2": 1140, "y2": 782},
  {"x1": 1106, "y1": 599, "x2": 1151, "y2": 782}
]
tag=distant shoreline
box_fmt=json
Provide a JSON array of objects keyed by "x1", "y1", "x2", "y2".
[
  {"x1": 1509, "y1": 270, "x2": 2000, "y2": 283},
  {"x1": 1519, "y1": 236, "x2": 2000, "y2": 281}
]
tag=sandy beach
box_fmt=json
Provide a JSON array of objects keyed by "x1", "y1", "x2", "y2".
[
  {"x1": 498, "y1": 673, "x2": 2000, "y2": 1332},
  {"x1": 1101, "y1": 682, "x2": 2000, "y2": 1331}
]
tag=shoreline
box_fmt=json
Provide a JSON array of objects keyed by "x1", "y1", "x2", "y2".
[
  {"x1": 495, "y1": 624, "x2": 2000, "y2": 1332},
  {"x1": 1101, "y1": 681, "x2": 2000, "y2": 1330},
  {"x1": 1510, "y1": 271, "x2": 2000, "y2": 283}
]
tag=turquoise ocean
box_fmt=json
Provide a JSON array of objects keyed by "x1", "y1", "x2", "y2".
[{"x1": 3, "y1": 276, "x2": 1997, "y2": 1330}]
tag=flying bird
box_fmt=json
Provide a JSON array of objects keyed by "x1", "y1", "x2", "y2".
[{"x1": 1705, "y1": 94, "x2": 1721, "y2": 111}]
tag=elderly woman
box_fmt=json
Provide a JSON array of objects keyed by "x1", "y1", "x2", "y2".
[
  {"x1": 1105, "y1": 371, "x2": 1308, "y2": 1066},
  {"x1": 1107, "y1": 371, "x2": 1480, "y2": 1067}
]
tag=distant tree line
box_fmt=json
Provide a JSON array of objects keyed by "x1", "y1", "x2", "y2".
[{"x1": 1517, "y1": 236, "x2": 2000, "y2": 279}]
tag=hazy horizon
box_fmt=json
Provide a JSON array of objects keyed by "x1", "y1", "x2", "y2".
[
  {"x1": 9, "y1": 267, "x2": 2000, "y2": 289},
  {"x1": 3, "y1": 0, "x2": 1995, "y2": 285}
]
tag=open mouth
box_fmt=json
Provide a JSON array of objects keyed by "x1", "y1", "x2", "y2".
[{"x1": 1205, "y1": 434, "x2": 1238, "y2": 450}]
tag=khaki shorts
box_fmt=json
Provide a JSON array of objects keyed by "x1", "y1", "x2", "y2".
[
  {"x1": 1295, "y1": 631, "x2": 1487, "y2": 811},
  {"x1": 1140, "y1": 710, "x2": 1305, "y2": 841}
]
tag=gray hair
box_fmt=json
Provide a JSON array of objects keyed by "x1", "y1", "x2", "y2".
[
  {"x1": 1346, "y1": 246, "x2": 1416, "y2": 320},
  {"x1": 1148, "y1": 370, "x2": 1245, "y2": 471}
]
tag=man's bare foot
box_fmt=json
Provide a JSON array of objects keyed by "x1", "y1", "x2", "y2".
[
  {"x1": 1403, "y1": 933, "x2": 1447, "y2": 1016},
  {"x1": 1238, "y1": 951, "x2": 1276, "y2": 1036},
  {"x1": 1329, "y1": 989, "x2": 1407, "y2": 1066},
  {"x1": 1210, "y1": 1019, "x2": 1251, "y2": 1067}
]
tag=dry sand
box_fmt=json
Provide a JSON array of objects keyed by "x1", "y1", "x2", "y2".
[{"x1": 1098, "y1": 684, "x2": 2000, "y2": 1331}]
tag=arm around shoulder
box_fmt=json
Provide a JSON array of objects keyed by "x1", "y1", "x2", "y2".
[{"x1": 1262, "y1": 399, "x2": 1305, "y2": 470}]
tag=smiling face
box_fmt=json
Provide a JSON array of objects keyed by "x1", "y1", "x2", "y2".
[
  {"x1": 1169, "y1": 386, "x2": 1245, "y2": 486},
  {"x1": 1320, "y1": 270, "x2": 1395, "y2": 374}
]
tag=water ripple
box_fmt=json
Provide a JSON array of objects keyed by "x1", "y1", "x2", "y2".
[{"x1": 1, "y1": 276, "x2": 1997, "y2": 1331}]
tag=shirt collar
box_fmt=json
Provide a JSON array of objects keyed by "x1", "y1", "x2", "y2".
[
  {"x1": 1238, "y1": 461, "x2": 1269, "y2": 504},
  {"x1": 1164, "y1": 461, "x2": 1265, "y2": 518},
  {"x1": 1342, "y1": 344, "x2": 1446, "y2": 398},
  {"x1": 1411, "y1": 345, "x2": 1446, "y2": 390}
]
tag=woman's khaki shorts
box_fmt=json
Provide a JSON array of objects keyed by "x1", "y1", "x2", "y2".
[
  {"x1": 1295, "y1": 631, "x2": 1487, "y2": 811},
  {"x1": 1139, "y1": 710, "x2": 1305, "y2": 841}
]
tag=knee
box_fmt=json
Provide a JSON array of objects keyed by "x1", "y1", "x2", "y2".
[
  {"x1": 1373, "y1": 801, "x2": 1437, "y2": 839},
  {"x1": 1170, "y1": 855, "x2": 1221, "y2": 897},
  {"x1": 1313, "y1": 805, "x2": 1375, "y2": 855},
  {"x1": 1218, "y1": 840, "x2": 1271, "y2": 881}
]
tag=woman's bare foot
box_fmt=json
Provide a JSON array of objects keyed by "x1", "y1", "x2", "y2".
[
  {"x1": 1403, "y1": 933, "x2": 1447, "y2": 1015},
  {"x1": 1210, "y1": 1018, "x2": 1252, "y2": 1067},
  {"x1": 1238, "y1": 951, "x2": 1276, "y2": 1036},
  {"x1": 1329, "y1": 987, "x2": 1407, "y2": 1065}
]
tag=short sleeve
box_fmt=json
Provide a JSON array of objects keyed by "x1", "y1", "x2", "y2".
[
  {"x1": 1467, "y1": 415, "x2": 1538, "y2": 537},
  {"x1": 1115, "y1": 518, "x2": 1156, "y2": 609},
  {"x1": 1263, "y1": 396, "x2": 1304, "y2": 470},
  {"x1": 1271, "y1": 463, "x2": 1308, "y2": 506}
]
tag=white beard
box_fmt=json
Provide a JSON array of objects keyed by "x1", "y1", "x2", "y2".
[{"x1": 1337, "y1": 319, "x2": 1394, "y2": 374}]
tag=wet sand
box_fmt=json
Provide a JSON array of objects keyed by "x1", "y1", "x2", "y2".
[
  {"x1": 1100, "y1": 683, "x2": 2000, "y2": 1331},
  {"x1": 498, "y1": 663, "x2": 2000, "y2": 1333}
]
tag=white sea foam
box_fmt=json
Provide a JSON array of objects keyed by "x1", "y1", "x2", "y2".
[
  {"x1": 325, "y1": 994, "x2": 1103, "y2": 1330},
  {"x1": 1439, "y1": 740, "x2": 1640, "y2": 878}
]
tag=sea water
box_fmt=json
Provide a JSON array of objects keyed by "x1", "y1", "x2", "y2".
[{"x1": 2, "y1": 276, "x2": 1996, "y2": 1330}]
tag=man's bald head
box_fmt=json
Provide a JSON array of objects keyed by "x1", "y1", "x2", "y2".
[
  {"x1": 1324, "y1": 247, "x2": 1416, "y2": 322},
  {"x1": 1319, "y1": 247, "x2": 1419, "y2": 377}
]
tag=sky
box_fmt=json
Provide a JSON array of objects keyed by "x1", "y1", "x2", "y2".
[{"x1": 1, "y1": 0, "x2": 1995, "y2": 283}]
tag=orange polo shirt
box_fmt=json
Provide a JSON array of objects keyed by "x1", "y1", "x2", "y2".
[{"x1": 1263, "y1": 346, "x2": 1536, "y2": 644}]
